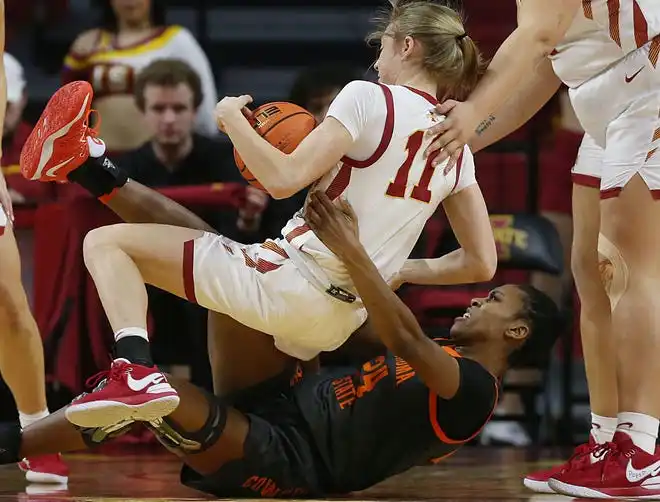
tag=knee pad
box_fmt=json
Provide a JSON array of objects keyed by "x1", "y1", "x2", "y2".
[
  {"x1": 144, "y1": 391, "x2": 227, "y2": 457},
  {"x1": 598, "y1": 233, "x2": 629, "y2": 310}
]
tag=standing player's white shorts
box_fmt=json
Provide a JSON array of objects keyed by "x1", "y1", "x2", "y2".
[
  {"x1": 183, "y1": 232, "x2": 368, "y2": 361},
  {"x1": 570, "y1": 42, "x2": 660, "y2": 198},
  {"x1": 0, "y1": 205, "x2": 7, "y2": 236}
]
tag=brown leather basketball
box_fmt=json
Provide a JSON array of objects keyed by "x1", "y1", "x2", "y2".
[{"x1": 234, "y1": 102, "x2": 316, "y2": 191}]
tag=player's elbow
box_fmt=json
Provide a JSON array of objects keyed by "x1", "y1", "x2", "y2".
[
  {"x1": 468, "y1": 247, "x2": 498, "y2": 282},
  {"x1": 266, "y1": 182, "x2": 299, "y2": 200},
  {"x1": 517, "y1": 25, "x2": 561, "y2": 59}
]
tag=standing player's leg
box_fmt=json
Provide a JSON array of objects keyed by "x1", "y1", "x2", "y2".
[
  {"x1": 524, "y1": 136, "x2": 616, "y2": 493},
  {"x1": 0, "y1": 219, "x2": 68, "y2": 483},
  {"x1": 549, "y1": 92, "x2": 660, "y2": 499}
]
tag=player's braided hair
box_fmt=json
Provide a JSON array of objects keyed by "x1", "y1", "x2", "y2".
[
  {"x1": 366, "y1": 0, "x2": 485, "y2": 100},
  {"x1": 507, "y1": 285, "x2": 562, "y2": 369}
]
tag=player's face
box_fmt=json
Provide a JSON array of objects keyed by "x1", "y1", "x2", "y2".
[
  {"x1": 141, "y1": 83, "x2": 197, "y2": 147},
  {"x1": 374, "y1": 29, "x2": 404, "y2": 85},
  {"x1": 449, "y1": 285, "x2": 527, "y2": 344},
  {"x1": 111, "y1": 0, "x2": 151, "y2": 25}
]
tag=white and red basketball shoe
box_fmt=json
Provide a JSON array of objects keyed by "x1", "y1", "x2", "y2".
[
  {"x1": 523, "y1": 436, "x2": 599, "y2": 493},
  {"x1": 549, "y1": 431, "x2": 660, "y2": 499},
  {"x1": 65, "y1": 359, "x2": 179, "y2": 428},
  {"x1": 18, "y1": 454, "x2": 69, "y2": 484},
  {"x1": 20, "y1": 81, "x2": 95, "y2": 182}
]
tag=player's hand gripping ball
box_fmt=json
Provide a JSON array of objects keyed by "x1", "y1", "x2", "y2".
[{"x1": 232, "y1": 102, "x2": 316, "y2": 191}]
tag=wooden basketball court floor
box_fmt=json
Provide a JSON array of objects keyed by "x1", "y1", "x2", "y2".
[{"x1": 0, "y1": 446, "x2": 573, "y2": 502}]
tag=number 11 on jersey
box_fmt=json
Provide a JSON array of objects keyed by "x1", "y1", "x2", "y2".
[{"x1": 386, "y1": 131, "x2": 437, "y2": 203}]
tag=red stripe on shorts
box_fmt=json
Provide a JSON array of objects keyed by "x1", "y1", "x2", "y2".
[{"x1": 182, "y1": 239, "x2": 197, "y2": 303}]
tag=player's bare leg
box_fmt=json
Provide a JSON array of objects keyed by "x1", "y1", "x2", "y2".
[
  {"x1": 571, "y1": 184, "x2": 618, "y2": 427},
  {"x1": 0, "y1": 227, "x2": 47, "y2": 424},
  {"x1": 524, "y1": 184, "x2": 615, "y2": 494},
  {"x1": 207, "y1": 312, "x2": 294, "y2": 397},
  {"x1": 600, "y1": 174, "x2": 660, "y2": 442},
  {"x1": 0, "y1": 224, "x2": 68, "y2": 482},
  {"x1": 62, "y1": 223, "x2": 207, "y2": 428},
  {"x1": 549, "y1": 174, "x2": 660, "y2": 499}
]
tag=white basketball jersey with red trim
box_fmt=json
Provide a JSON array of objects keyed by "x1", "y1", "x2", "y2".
[
  {"x1": 281, "y1": 81, "x2": 476, "y2": 289},
  {"x1": 548, "y1": 0, "x2": 660, "y2": 87}
]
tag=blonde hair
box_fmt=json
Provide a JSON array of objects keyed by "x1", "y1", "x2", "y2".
[{"x1": 367, "y1": 0, "x2": 484, "y2": 100}]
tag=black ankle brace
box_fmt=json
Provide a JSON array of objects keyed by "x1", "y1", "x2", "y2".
[
  {"x1": 75, "y1": 420, "x2": 135, "y2": 448},
  {"x1": 0, "y1": 423, "x2": 22, "y2": 464},
  {"x1": 145, "y1": 391, "x2": 227, "y2": 456},
  {"x1": 67, "y1": 155, "x2": 128, "y2": 201}
]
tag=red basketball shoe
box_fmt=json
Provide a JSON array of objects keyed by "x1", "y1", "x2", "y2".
[
  {"x1": 523, "y1": 436, "x2": 599, "y2": 493},
  {"x1": 18, "y1": 453, "x2": 69, "y2": 484},
  {"x1": 20, "y1": 81, "x2": 95, "y2": 182},
  {"x1": 549, "y1": 432, "x2": 660, "y2": 499},
  {"x1": 65, "y1": 359, "x2": 180, "y2": 429}
]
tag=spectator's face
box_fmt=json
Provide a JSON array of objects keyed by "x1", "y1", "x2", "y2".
[
  {"x1": 306, "y1": 88, "x2": 341, "y2": 125},
  {"x1": 111, "y1": 0, "x2": 151, "y2": 25},
  {"x1": 142, "y1": 83, "x2": 196, "y2": 146}
]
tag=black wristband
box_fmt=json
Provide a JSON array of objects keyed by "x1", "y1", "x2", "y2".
[{"x1": 67, "y1": 155, "x2": 128, "y2": 199}]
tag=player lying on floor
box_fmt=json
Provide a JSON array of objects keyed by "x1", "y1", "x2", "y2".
[{"x1": 0, "y1": 187, "x2": 559, "y2": 497}]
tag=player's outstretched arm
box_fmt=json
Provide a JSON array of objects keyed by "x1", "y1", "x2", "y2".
[
  {"x1": 399, "y1": 185, "x2": 496, "y2": 286},
  {"x1": 304, "y1": 191, "x2": 464, "y2": 399},
  {"x1": 426, "y1": 0, "x2": 579, "y2": 167},
  {"x1": 466, "y1": 58, "x2": 561, "y2": 154},
  {"x1": 68, "y1": 156, "x2": 218, "y2": 232}
]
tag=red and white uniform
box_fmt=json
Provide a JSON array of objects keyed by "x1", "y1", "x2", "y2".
[
  {"x1": 547, "y1": 0, "x2": 660, "y2": 196},
  {"x1": 189, "y1": 81, "x2": 476, "y2": 360}
]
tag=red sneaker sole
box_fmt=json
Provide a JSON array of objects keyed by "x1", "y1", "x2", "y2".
[
  {"x1": 21, "y1": 81, "x2": 93, "y2": 181},
  {"x1": 549, "y1": 478, "x2": 660, "y2": 499},
  {"x1": 65, "y1": 395, "x2": 180, "y2": 428},
  {"x1": 25, "y1": 470, "x2": 69, "y2": 484},
  {"x1": 523, "y1": 477, "x2": 553, "y2": 494}
]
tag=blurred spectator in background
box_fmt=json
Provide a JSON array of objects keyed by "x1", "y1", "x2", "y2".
[
  {"x1": 116, "y1": 58, "x2": 267, "y2": 373},
  {"x1": 118, "y1": 58, "x2": 264, "y2": 239},
  {"x1": 62, "y1": 0, "x2": 217, "y2": 155},
  {"x1": 1, "y1": 53, "x2": 53, "y2": 204},
  {"x1": 289, "y1": 62, "x2": 362, "y2": 125}
]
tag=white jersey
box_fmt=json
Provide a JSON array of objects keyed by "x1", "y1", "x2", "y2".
[
  {"x1": 548, "y1": 0, "x2": 660, "y2": 87},
  {"x1": 281, "y1": 80, "x2": 476, "y2": 292}
]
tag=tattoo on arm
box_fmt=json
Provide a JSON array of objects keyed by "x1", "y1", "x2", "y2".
[{"x1": 475, "y1": 115, "x2": 496, "y2": 136}]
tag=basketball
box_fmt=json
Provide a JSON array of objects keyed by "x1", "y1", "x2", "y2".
[{"x1": 234, "y1": 102, "x2": 316, "y2": 191}]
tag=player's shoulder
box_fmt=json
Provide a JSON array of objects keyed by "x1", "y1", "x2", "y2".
[
  {"x1": 337, "y1": 79, "x2": 383, "y2": 99},
  {"x1": 167, "y1": 25, "x2": 197, "y2": 43},
  {"x1": 69, "y1": 29, "x2": 103, "y2": 56}
]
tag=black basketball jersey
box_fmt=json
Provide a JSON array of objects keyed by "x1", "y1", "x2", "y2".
[{"x1": 293, "y1": 345, "x2": 498, "y2": 493}]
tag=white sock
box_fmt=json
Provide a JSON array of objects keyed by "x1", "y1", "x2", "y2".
[
  {"x1": 19, "y1": 409, "x2": 49, "y2": 430},
  {"x1": 114, "y1": 327, "x2": 149, "y2": 343},
  {"x1": 591, "y1": 413, "x2": 617, "y2": 444},
  {"x1": 87, "y1": 136, "x2": 106, "y2": 158},
  {"x1": 617, "y1": 412, "x2": 659, "y2": 454}
]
